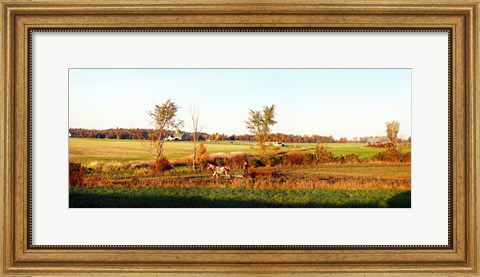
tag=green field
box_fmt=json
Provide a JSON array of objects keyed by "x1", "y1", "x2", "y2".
[
  {"x1": 300, "y1": 143, "x2": 410, "y2": 159},
  {"x1": 69, "y1": 138, "x2": 257, "y2": 164},
  {"x1": 69, "y1": 187, "x2": 411, "y2": 208},
  {"x1": 69, "y1": 138, "x2": 410, "y2": 164}
]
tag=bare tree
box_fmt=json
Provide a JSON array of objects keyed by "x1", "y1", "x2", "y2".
[
  {"x1": 149, "y1": 99, "x2": 183, "y2": 161},
  {"x1": 245, "y1": 105, "x2": 277, "y2": 153},
  {"x1": 190, "y1": 108, "x2": 202, "y2": 171}
]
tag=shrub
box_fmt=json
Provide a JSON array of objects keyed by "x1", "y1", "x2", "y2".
[
  {"x1": 370, "y1": 148, "x2": 411, "y2": 163},
  {"x1": 228, "y1": 153, "x2": 248, "y2": 169},
  {"x1": 171, "y1": 160, "x2": 188, "y2": 167},
  {"x1": 335, "y1": 154, "x2": 363, "y2": 164},
  {"x1": 210, "y1": 156, "x2": 227, "y2": 166},
  {"x1": 208, "y1": 154, "x2": 249, "y2": 169},
  {"x1": 69, "y1": 162, "x2": 86, "y2": 188},
  {"x1": 284, "y1": 152, "x2": 304, "y2": 166},
  {"x1": 343, "y1": 154, "x2": 364, "y2": 164},
  {"x1": 248, "y1": 157, "x2": 265, "y2": 168},
  {"x1": 315, "y1": 145, "x2": 335, "y2": 164},
  {"x1": 401, "y1": 151, "x2": 411, "y2": 163},
  {"x1": 153, "y1": 157, "x2": 173, "y2": 173},
  {"x1": 261, "y1": 154, "x2": 283, "y2": 167},
  {"x1": 302, "y1": 153, "x2": 317, "y2": 166},
  {"x1": 331, "y1": 154, "x2": 363, "y2": 164}
]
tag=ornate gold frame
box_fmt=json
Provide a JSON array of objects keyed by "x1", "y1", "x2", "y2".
[{"x1": 1, "y1": 0, "x2": 478, "y2": 275}]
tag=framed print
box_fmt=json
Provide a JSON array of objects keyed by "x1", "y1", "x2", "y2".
[{"x1": 1, "y1": 0, "x2": 478, "y2": 276}]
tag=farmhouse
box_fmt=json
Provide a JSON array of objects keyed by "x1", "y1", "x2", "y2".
[
  {"x1": 266, "y1": 142, "x2": 285, "y2": 147},
  {"x1": 367, "y1": 137, "x2": 389, "y2": 147},
  {"x1": 165, "y1": 133, "x2": 189, "y2": 141},
  {"x1": 69, "y1": 132, "x2": 77, "y2": 138}
]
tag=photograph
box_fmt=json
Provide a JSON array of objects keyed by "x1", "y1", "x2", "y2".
[{"x1": 68, "y1": 68, "x2": 411, "y2": 208}]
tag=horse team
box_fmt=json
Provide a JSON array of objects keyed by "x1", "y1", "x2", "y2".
[
  {"x1": 207, "y1": 163, "x2": 231, "y2": 178},
  {"x1": 208, "y1": 162, "x2": 262, "y2": 179}
]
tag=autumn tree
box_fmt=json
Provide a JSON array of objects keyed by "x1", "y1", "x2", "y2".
[
  {"x1": 386, "y1": 121, "x2": 400, "y2": 148},
  {"x1": 149, "y1": 99, "x2": 184, "y2": 161},
  {"x1": 196, "y1": 142, "x2": 209, "y2": 170},
  {"x1": 245, "y1": 105, "x2": 277, "y2": 153}
]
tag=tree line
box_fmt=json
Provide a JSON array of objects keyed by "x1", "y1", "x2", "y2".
[
  {"x1": 69, "y1": 127, "x2": 410, "y2": 144},
  {"x1": 68, "y1": 127, "x2": 403, "y2": 144}
]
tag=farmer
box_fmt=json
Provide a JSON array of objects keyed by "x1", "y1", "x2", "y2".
[{"x1": 243, "y1": 161, "x2": 249, "y2": 177}]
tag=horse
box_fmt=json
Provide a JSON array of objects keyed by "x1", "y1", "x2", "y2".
[{"x1": 207, "y1": 163, "x2": 231, "y2": 178}]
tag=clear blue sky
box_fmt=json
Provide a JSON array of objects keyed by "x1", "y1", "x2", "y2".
[{"x1": 69, "y1": 68, "x2": 411, "y2": 139}]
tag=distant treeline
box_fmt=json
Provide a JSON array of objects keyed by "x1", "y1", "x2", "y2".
[{"x1": 68, "y1": 128, "x2": 410, "y2": 144}]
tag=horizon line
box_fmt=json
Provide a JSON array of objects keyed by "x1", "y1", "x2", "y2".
[{"x1": 68, "y1": 127, "x2": 411, "y2": 140}]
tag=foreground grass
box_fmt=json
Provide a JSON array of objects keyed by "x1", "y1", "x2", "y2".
[
  {"x1": 69, "y1": 187, "x2": 411, "y2": 208},
  {"x1": 284, "y1": 164, "x2": 411, "y2": 179}
]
